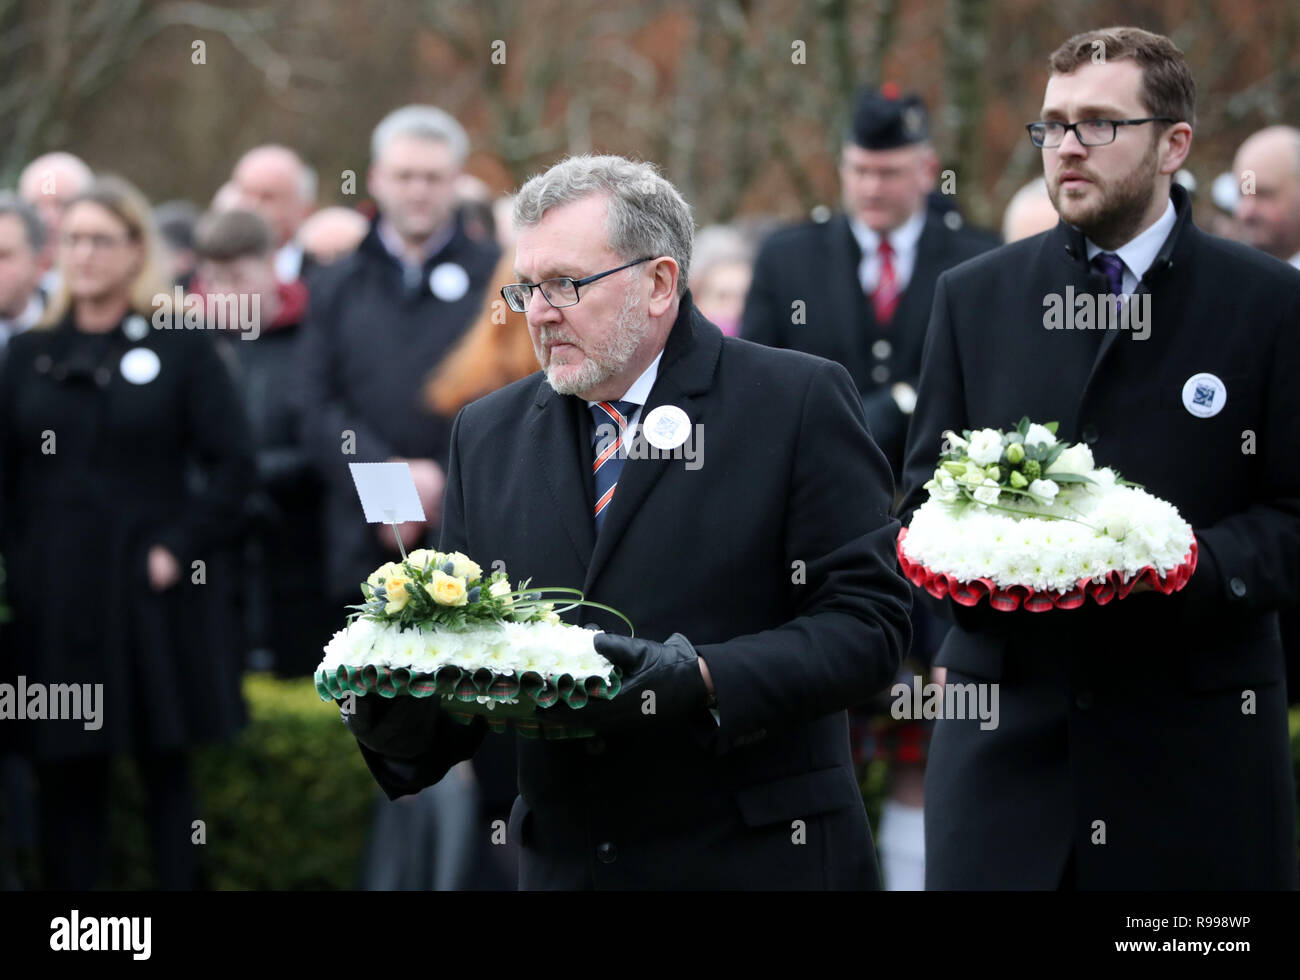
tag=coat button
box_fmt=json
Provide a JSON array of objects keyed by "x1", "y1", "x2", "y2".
[
  {"x1": 586, "y1": 736, "x2": 606, "y2": 755},
  {"x1": 595, "y1": 841, "x2": 617, "y2": 863},
  {"x1": 871, "y1": 339, "x2": 892, "y2": 360},
  {"x1": 1075, "y1": 691, "x2": 1094, "y2": 710},
  {"x1": 1080, "y1": 424, "x2": 1099, "y2": 445},
  {"x1": 871, "y1": 365, "x2": 890, "y2": 384},
  {"x1": 1229, "y1": 577, "x2": 1247, "y2": 598}
]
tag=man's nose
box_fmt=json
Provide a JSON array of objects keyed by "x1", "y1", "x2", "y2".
[
  {"x1": 526, "y1": 287, "x2": 561, "y2": 325},
  {"x1": 1055, "y1": 127, "x2": 1089, "y2": 158}
]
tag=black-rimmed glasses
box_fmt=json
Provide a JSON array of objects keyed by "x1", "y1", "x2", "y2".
[
  {"x1": 501, "y1": 256, "x2": 654, "y2": 313},
  {"x1": 1026, "y1": 117, "x2": 1177, "y2": 148}
]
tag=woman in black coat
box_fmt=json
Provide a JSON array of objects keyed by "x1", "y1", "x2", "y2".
[{"x1": 0, "y1": 176, "x2": 253, "y2": 889}]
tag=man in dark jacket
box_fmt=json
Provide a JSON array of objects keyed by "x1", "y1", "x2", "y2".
[
  {"x1": 899, "y1": 26, "x2": 1300, "y2": 889},
  {"x1": 295, "y1": 105, "x2": 499, "y2": 604},
  {"x1": 743, "y1": 87, "x2": 1000, "y2": 888},
  {"x1": 742, "y1": 86, "x2": 999, "y2": 474},
  {"x1": 343, "y1": 154, "x2": 913, "y2": 890},
  {"x1": 194, "y1": 208, "x2": 334, "y2": 678}
]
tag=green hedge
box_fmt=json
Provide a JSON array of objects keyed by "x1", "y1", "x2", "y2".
[
  {"x1": 109, "y1": 672, "x2": 375, "y2": 890},
  {"x1": 102, "y1": 679, "x2": 1300, "y2": 888}
]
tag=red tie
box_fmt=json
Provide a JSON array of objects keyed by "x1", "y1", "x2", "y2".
[{"x1": 873, "y1": 239, "x2": 900, "y2": 325}]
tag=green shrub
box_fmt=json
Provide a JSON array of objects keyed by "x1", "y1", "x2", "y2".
[{"x1": 109, "y1": 673, "x2": 375, "y2": 890}]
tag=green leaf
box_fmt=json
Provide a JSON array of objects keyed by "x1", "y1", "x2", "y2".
[
  {"x1": 1044, "y1": 421, "x2": 1059, "y2": 434},
  {"x1": 1048, "y1": 472, "x2": 1095, "y2": 485},
  {"x1": 1016, "y1": 416, "x2": 1030, "y2": 436}
]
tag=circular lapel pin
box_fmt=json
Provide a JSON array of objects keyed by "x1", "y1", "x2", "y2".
[
  {"x1": 123, "y1": 314, "x2": 149, "y2": 341},
  {"x1": 1181, "y1": 372, "x2": 1226, "y2": 418},
  {"x1": 643, "y1": 405, "x2": 691, "y2": 450},
  {"x1": 120, "y1": 347, "x2": 161, "y2": 385},
  {"x1": 429, "y1": 262, "x2": 469, "y2": 302}
]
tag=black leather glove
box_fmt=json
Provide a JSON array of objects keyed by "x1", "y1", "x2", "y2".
[
  {"x1": 581, "y1": 633, "x2": 710, "y2": 734},
  {"x1": 338, "y1": 692, "x2": 441, "y2": 758}
]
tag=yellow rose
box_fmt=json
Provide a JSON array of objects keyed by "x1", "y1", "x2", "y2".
[
  {"x1": 405, "y1": 549, "x2": 440, "y2": 573},
  {"x1": 426, "y1": 571, "x2": 468, "y2": 607},
  {"x1": 383, "y1": 573, "x2": 414, "y2": 615},
  {"x1": 364, "y1": 561, "x2": 401, "y2": 598},
  {"x1": 444, "y1": 551, "x2": 483, "y2": 583}
]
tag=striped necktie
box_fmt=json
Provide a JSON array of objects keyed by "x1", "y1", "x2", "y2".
[{"x1": 590, "y1": 399, "x2": 637, "y2": 534}]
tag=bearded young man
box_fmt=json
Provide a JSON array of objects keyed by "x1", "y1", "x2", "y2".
[
  {"x1": 899, "y1": 26, "x2": 1300, "y2": 889},
  {"x1": 339, "y1": 154, "x2": 913, "y2": 890}
]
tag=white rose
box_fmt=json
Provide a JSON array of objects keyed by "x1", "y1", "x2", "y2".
[
  {"x1": 930, "y1": 475, "x2": 959, "y2": 504},
  {"x1": 1027, "y1": 478, "x2": 1059, "y2": 505},
  {"x1": 1024, "y1": 423, "x2": 1058, "y2": 448},
  {"x1": 1105, "y1": 513, "x2": 1131, "y2": 541},
  {"x1": 973, "y1": 479, "x2": 1001, "y2": 507},
  {"x1": 489, "y1": 579, "x2": 514, "y2": 604},
  {"x1": 1047, "y1": 443, "x2": 1095, "y2": 476},
  {"x1": 966, "y1": 428, "x2": 1004, "y2": 465}
]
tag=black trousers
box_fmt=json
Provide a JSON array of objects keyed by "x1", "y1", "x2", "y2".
[{"x1": 34, "y1": 750, "x2": 198, "y2": 890}]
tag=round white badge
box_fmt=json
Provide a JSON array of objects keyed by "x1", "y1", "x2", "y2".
[
  {"x1": 120, "y1": 347, "x2": 161, "y2": 385},
  {"x1": 643, "y1": 405, "x2": 691, "y2": 450},
  {"x1": 1181, "y1": 372, "x2": 1226, "y2": 418},
  {"x1": 123, "y1": 314, "x2": 149, "y2": 341},
  {"x1": 429, "y1": 263, "x2": 469, "y2": 302}
]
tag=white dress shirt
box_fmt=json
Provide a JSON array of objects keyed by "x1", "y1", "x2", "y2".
[
  {"x1": 1085, "y1": 199, "x2": 1176, "y2": 293},
  {"x1": 848, "y1": 207, "x2": 927, "y2": 296},
  {"x1": 585, "y1": 349, "x2": 663, "y2": 430}
]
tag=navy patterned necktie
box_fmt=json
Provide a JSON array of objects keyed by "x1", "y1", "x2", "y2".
[
  {"x1": 1091, "y1": 252, "x2": 1125, "y2": 295},
  {"x1": 590, "y1": 400, "x2": 637, "y2": 533}
]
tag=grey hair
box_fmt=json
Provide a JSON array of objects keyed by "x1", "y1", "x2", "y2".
[
  {"x1": 0, "y1": 190, "x2": 46, "y2": 252},
  {"x1": 512, "y1": 154, "x2": 695, "y2": 297},
  {"x1": 371, "y1": 104, "x2": 469, "y2": 167}
]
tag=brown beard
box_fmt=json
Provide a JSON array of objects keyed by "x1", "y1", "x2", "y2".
[{"x1": 1050, "y1": 137, "x2": 1161, "y2": 250}]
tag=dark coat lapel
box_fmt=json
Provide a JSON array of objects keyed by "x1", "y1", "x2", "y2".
[
  {"x1": 527, "y1": 377, "x2": 597, "y2": 571},
  {"x1": 583, "y1": 294, "x2": 722, "y2": 593},
  {"x1": 829, "y1": 215, "x2": 877, "y2": 368}
]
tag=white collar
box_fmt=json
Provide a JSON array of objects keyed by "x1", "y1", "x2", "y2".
[
  {"x1": 1288, "y1": 250, "x2": 1300, "y2": 271},
  {"x1": 275, "y1": 242, "x2": 303, "y2": 283},
  {"x1": 15, "y1": 292, "x2": 44, "y2": 330},
  {"x1": 1085, "y1": 198, "x2": 1176, "y2": 282},
  {"x1": 848, "y1": 207, "x2": 927, "y2": 257},
  {"x1": 586, "y1": 349, "x2": 663, "y2": 411}
]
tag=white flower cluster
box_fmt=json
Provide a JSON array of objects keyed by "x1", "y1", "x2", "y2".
[
  {"x1": 905, "y1": 472, "x2": 1194, "y2": 593},
  {"x1": 317, "y1": 619, "x2": 614, "y2": 680}
]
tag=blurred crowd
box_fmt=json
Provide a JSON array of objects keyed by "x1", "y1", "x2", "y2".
[{"x1": 0, "y1": 94, "x2": 1296, "y2": 891}]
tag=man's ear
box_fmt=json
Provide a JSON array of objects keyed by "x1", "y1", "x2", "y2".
[
  {"x1": 917, "y1": 145, "x2": 940, "y2": 193},
  {"x1": 646, "y1": 257, "x2": 679, "y2": 317},
  {"x1": 1160, "y1": 122, "x2": 1193, "y2": 175}
]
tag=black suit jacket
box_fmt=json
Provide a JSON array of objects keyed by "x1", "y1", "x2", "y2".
[
  {"x1": 899, "y1": 184, "x2": 1300, "y2": 889},
  {"x1": 742, "y1": 210, "x2": 998, "y2": 473},
  {"x1": 354, "y1": 293, "x2": 913, "y2": 889}
]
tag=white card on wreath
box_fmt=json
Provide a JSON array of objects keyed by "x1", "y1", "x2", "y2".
[{"x1": 349, "y1": 462, "x2": 427, "y2": 524}]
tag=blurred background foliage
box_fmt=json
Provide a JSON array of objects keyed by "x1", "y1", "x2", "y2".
[{"x1": 2, "y1": 0, "x2": 1297, "y2": 228}]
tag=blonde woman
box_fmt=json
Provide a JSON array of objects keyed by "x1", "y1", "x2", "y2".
[{"x1": 0, "y1": 176, "x2": 253, "y2": 889}]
